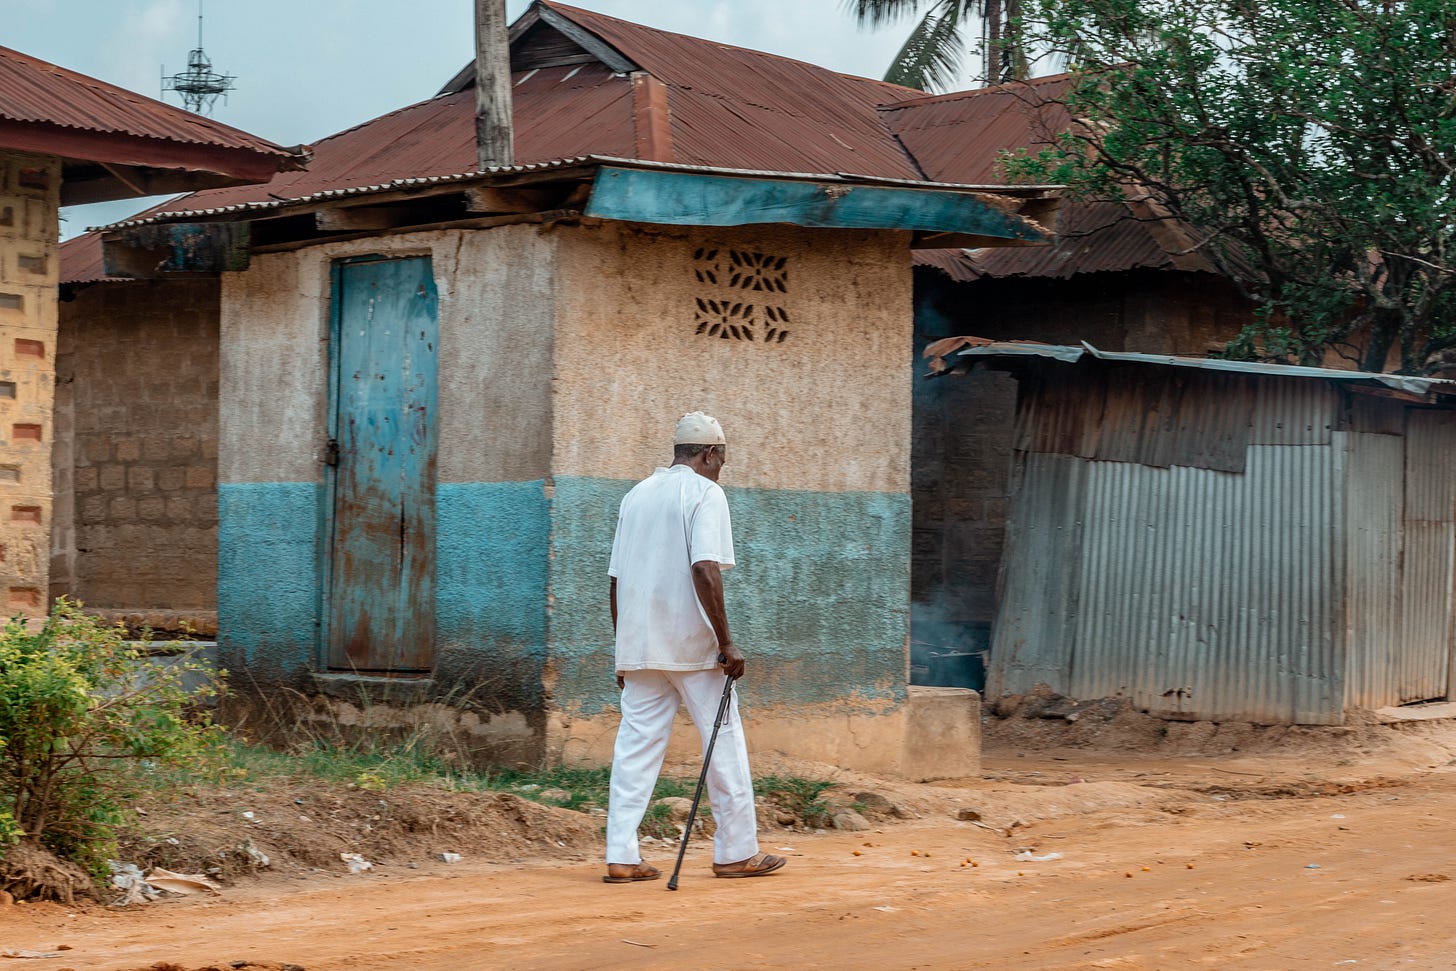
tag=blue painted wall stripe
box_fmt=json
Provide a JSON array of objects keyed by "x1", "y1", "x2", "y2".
[
  {"x1": 219, "y1": 476, "x2": 909, "y2": 720},
  {"x1": 435, "y1": 481, "x2": 550, "y2": 704},
  {"x1": 218, "y1": 482, "x2": 323, "y2": 671},
  {"x1": 548, "y1": 475, "x2": 910, "y2": 715}
]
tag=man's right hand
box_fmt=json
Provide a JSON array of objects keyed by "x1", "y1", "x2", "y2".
[{"x1": 718, "y1": 642, "x2": 745, "y2": 680}]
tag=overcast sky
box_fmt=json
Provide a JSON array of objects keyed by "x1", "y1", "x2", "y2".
[{"x1": 8, "y1": 0, "x2": 946, "y2": 237}]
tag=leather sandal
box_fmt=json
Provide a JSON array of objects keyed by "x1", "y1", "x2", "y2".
[
  {"x1": 603, "y1": 862, "x2": 661, "y2": 883},
  {"x1": 712, "y1": 853, "x2": 787, "y2": 878}
]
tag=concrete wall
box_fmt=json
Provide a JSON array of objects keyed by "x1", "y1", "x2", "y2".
[
  {"x1": 52, "y1": 279, "x2": 220, "y2": 630},
  {"x1": 215, "y1": 227, "x2": 557, "y2": 765},
  {"x1": 546, "y1": 221, "x2": 919, "y2": 774},
  {"x1": 211, "y1": 218, "x2": 974, "y2": 777},
  {"x1": 0, "y1": 150, "x2": 59, "y2": 617}
]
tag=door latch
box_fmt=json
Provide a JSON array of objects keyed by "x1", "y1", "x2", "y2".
[{"x1": 323, "y1": 438, "x2": 339, "y2": 466}]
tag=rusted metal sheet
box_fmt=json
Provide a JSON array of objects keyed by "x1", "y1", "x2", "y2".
[
  {"x1": 982, "y1": 351, "x2": 1456, "y2": 724},
  {"x1": 880, "y1": 73, "x2": 1074, "y2": 185},
  {"x1": 985, "y1": 452, "x2": 1085, "y2": 697},
  {"x1": 1065, "y1": 446, "x2": 1344, "y2": 724},
  {"x1": 555, "y1": 1, "x2": 925, "y2": 180},
  {"x1": 946, "y1": 340, "x2": 1456, "y2": 398},
  {"x1": 1012, "y1": 366, "x2": 1253, "y2": 473},
  {"x1": 1248, "y1": 374, "x2": 1337, "y2": 445},
  {"x1": 127, "y1": 63, "x2": 636, "y2": 225},
  {"x1": 914, "y1": 201, "x2": 1225, "y2": 282},
  {"x1": 58, "y1": 232, "x2": 122, "y2": 285},
  {"x1": 1340, "y1": 432, "x2": 1405, "y2": 710},
  {"x1": 1395, "y1": 410, "x2": 1456, "y2": 703},
  {"x1": 0, "y1": 44, "x2": 300, "y2": 163},
  {"x1": 130, "y1": 0, "x2": 936, "y2": 229}
]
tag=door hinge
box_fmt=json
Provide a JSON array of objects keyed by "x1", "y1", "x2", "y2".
[{"x1": 323, "y1": 438, "x2": 340, "y2": 466}]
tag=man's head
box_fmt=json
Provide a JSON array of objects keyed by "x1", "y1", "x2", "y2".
[{"x1": 673, "y1": 411, "x2": 727, "y2": 481}]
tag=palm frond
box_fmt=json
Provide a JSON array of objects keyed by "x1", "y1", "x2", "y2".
[
  {"x1": 884, "y1": 2, "x2": 971, "y2": 91},
  {"x1": 845, "y1": 0, "x2": 930, "y2": 29}
]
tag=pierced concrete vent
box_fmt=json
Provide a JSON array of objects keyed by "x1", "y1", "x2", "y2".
[
  {"x1": 692, "y1": 248, "x2": 791, "y2": 343},
  {"x1": 17, "y1": 168, "x2": 48, "y2": 190}
]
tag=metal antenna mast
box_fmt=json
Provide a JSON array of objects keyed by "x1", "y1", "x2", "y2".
[{"x1": 162, "y1": 0, "x2": 236, "y2": 115}]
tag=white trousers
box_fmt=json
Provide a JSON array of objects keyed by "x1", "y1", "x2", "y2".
[{"x1": 606, "y1": 668, "x2": 759, "y2": 866}]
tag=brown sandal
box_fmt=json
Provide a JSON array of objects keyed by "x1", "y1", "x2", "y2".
[
  {"x1": 712, "y1": 853, "x2": 787, "y2": 878},
  {"x1": 603, "y1": 862, "x2": 661, "y2": 884}
]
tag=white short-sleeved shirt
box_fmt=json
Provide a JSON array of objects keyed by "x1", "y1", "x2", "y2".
[{"x1": 608, "y1": 464, "x2": 735, "y2": 672}]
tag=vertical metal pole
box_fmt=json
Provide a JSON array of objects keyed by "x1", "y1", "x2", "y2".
[{"x1": 474, "y1": 0, "x2": 515, "y2": 170}]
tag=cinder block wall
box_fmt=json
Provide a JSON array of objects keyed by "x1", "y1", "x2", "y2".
[
  {"x1": 0, "y1": 150, "x2": 59, "y2": 617},
  {"x1": 52, "y1": 279, "x2": 220, "y2": 630}
]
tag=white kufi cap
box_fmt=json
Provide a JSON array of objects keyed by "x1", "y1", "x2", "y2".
[{"x1": 674, "y1": 411, "x2": 726, "y2": 446}]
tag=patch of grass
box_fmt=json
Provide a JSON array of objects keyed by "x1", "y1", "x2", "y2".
[{"x1": 754, "y1": 775, "x2": 839, "y2": 826}]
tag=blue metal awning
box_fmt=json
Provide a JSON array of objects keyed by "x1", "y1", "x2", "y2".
[{"x1": 583, "y1": 165, "x2": 1051, "y2": 244}]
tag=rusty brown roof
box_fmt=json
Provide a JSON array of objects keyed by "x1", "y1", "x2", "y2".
[
  {"x1": 893, "y1": 73, "x2": 1227, "y2": 281},
  {"x1": 879, "y1": 73, "x2": 1075, "y2": 184},
  {"x1": 915, "y1": 200, "x2": 1221, "y2": 281},
  {"x1": 132, "y1": 1, "x2": 932, "y2": 224},
  {"x1": 59, "y1": 232, "x2": 119, "y2": 285},
  {"x1": 543, "y1": 1, "x2": 925, "y2": 177},
  {"x1": 0, "y1": 44, "x2": 302, "y2": 173}
]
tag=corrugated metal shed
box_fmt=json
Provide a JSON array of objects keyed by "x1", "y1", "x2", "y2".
[
  {"x1": 0, "y1": 44, "x2": 300, "y2": 163},
  {"x1": 967, "y1": 346, "x2": 1456, "y2": 724}
]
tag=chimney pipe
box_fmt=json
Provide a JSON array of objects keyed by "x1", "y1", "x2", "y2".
[{"x1": 475, "y1": 0, "x2": 514, "y2": 170}]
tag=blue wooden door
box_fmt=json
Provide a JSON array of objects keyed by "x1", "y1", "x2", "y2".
[{"x1": 325, "y1": 256, "x2": 439, "y2": 672}]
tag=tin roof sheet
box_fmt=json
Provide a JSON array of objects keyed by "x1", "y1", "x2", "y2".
[
  {"x1": 0, "y1": 43, "x2": 300, "y2": 165},
  {"x1": 914, "y1": 200, "x2": 1222, "y2": 281},
  {"x1": 58, "y1": 232, "x2": 117, "y2": 284},
  {"x1": 128, "y1": 2, "x2": 933, "y2": 226},
  {"x1": 932, "y1": 338, "x2": 1456, "y2": 396}
]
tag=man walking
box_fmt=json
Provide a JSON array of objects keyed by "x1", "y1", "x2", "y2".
[{"x1": 603, "y1": 412, "x2": 787, "y2": 884}]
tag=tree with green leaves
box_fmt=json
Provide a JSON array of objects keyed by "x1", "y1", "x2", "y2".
[
  {"x1": 1004, "y1": 0, "x2": 1456, "y2": 373},
  {"x1": 850, "y1": 0, "x2": 1030, "y2": 89}
]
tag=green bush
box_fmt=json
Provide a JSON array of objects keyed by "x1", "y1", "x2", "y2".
[{"x1": 0, "y1": 599, "x2": 224, "y2": 880}]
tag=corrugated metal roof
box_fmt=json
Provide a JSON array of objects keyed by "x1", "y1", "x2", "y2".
[
  {"x1": 58, "y1": 232, "x2": 120, "y2": 285},
  {"x1": 116, "y1": 62, "x2": 634, "y2": 224},
  {"x1": 880, "y1": 73, "x2": 1074, "y2": 184},
  {"x1": 0, "y1": 43, "x2": 301, "y2": 165},
  {"x1": 891, "y1": 72, "x2": 1231, "y2": 282},
  {"x1": 549, "y1": 2, "x2": 925, "y2": 179},
  {"x1": 933, "y1": 338, "x2": 1456, "y2": 396},
  {"x1": 914, "y1": 200, "x2": 1222, "y2": 281},
  {"x1": 97, "y1": 156, "x2": 1054, "y2": 232},
  {"x1": 128, "y1": 2, "x2": 939, "y2": 227}
]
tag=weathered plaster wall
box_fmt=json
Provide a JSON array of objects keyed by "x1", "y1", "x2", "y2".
[
  {"x1": 546, "y1": 221, "x2": 916, "y2": 768},
  {"x1": 216, "y1": 227, "x2": 556, "y2": 763},
  {"x1": 53, "y1": 279, "x2": 220, "y2": 628},
  {"x1": 0, "y1": 151, "x2": 59, "y2": 617}
]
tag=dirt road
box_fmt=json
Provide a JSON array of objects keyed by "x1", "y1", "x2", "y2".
[{"x1": 7, "y1": 725, "x2": 1456, "y2": 970}]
